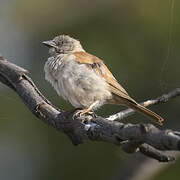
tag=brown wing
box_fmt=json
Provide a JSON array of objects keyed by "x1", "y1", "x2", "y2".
[
  {"x1": 73, "y1": 51, "x2": 136, "y2": 103},
  {"x1": 73, "y1": 51, "x2": 164, "y2": 125}
]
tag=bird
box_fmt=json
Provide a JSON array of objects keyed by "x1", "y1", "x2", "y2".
[{"x1": 43, "y1": 35, "x2": 163, "y2": 125}]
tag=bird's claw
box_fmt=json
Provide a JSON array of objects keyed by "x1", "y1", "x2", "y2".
[{"x1": 73, "y1": 109, "x2": 94, "y2": 120}]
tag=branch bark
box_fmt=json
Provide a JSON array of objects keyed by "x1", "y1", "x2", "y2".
[
  {"x1": 0, "y1": 57, "x2": 180, "y2": 162},
  {"x1": 107, "y1": 88, "x2": 180, "y2": 121}
]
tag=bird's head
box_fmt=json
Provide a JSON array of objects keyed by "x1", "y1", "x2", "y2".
[{"x1": 43, "y1": 35, "x2": 84, "y2": 56}]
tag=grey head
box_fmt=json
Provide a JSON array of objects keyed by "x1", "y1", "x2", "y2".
[{"x1": 43, "y1": 35, "x2": 84, "y2": 56}]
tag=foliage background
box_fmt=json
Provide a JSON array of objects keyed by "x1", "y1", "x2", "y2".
[{"x1": 0, "y1": 0, "x2": 180, "y2": 179}]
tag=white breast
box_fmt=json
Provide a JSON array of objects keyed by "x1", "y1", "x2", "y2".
[{"x1": 44, "y1": 54, "x2": 112, "y2": 109}]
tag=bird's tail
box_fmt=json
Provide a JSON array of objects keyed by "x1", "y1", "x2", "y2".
[{"x1": 128, "y1": 102, "x2": 164, "y2": 125}]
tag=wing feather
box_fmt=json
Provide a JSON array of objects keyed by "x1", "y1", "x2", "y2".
[{"x1": 73, "y1": 51, "x2": 136, "y2": 103}]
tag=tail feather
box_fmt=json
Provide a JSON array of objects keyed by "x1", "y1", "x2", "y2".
[{"x1": 128, "y1": 103, "x2": 164, "y2": 125}]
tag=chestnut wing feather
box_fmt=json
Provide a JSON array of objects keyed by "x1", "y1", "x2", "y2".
[{"x1": 73, "y1": 51, "x2": 136, "y2": 103}]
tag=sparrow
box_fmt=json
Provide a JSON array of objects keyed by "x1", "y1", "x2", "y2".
[{"x1": 43, "y1": 35, "x2": 163, "y2": 125}]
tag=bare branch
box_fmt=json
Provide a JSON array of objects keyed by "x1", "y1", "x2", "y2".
[
  {"x1": 0, "y1": 57, "x2": 180, "y2": 162},
  {"x1": 107, "y1": 88, "x2": 180, "y2": 121}
]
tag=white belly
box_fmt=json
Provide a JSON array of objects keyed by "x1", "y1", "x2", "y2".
[{"x1": 44, "y1": 54, "x2": 112, "y2": 109}]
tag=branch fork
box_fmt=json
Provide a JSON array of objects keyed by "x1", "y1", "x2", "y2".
[{"x1": 0, "y1": 56, "x2": 180, "y2": 162}]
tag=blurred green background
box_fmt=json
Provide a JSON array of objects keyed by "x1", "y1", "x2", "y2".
[{"x1": 0, "y1": 0, "x2": 180, "y2": 179}]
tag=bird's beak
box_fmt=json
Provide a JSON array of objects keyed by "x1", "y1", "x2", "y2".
[{"x1": 42, "y1": 40, "x2": 57, "y2": 48}]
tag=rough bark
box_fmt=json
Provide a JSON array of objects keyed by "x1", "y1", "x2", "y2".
[{"x1": 0, "y1": 56, "x2": 180, "y2": 162}]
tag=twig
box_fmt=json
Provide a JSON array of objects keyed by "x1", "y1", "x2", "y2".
[
  {"x1": 0, "y1": 57, "x2": 180, "y2": 162},
  {"x1": 107, "y1": 88, "x2": 180, "y2": 121}
]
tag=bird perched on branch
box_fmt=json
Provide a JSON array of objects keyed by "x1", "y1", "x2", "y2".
[{"x1": 43, "y1": 35, "x2": 163, "y2": 125}]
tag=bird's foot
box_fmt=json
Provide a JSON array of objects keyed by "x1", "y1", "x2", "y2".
[
  {"x1": 73, "y1": 108, "x2": 97, "y2": 122},
  {"x1": 73, "y1": 109, "x2": 93, "y2": 118}
]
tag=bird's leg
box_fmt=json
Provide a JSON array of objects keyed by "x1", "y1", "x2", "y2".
[{"x1": 73, "y1": 101, "x2": 99, "y2": 118}]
